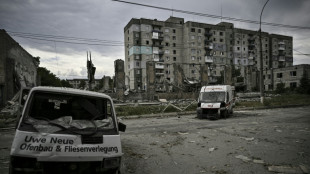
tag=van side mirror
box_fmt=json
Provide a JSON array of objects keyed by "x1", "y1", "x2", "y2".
[{"x1": 118, "y1": 122, "x2": 126, "y2": 132}]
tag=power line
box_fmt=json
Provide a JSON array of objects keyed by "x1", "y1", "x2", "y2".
[
  {"x1": 112, "y1": 0, "x2": 310, "y2": 30},
  {"x1": 6, "y1": 30, "x2": 310, "y2": 56},
  {"x1": 7, "y1": 31, "x2": 124, "y2": 44},
  {"x1": 293, "y1": 49, "x2": 310, "y2": 58}
]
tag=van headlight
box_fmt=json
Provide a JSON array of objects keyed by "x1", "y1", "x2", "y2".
[{"x1": 103, "y1": 157, "x2": 120, "y2": 169}]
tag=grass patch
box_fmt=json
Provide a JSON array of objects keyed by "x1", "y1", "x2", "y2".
[
  {"x1": 235, "y1": 94, "x2": 310, "y2": 108},
  {"x1": 116, "y1": 102, "x2": 198, "y2": 117},
  {"x1": 264, "y1": 94, "x2": 310, "y2": 106},
  {"x1": 116, "y1": 94, "x2": 310, "y2": 117}
]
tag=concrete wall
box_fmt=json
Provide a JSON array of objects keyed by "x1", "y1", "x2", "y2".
[
  {"x1": 114, "y1": 59, "x2": 125, "y2": 101},
  {"x1": 0, "y1": 30, "x2": 37, "y2": 108}
]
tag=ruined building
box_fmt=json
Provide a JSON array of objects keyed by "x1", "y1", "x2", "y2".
[
  {"x1": 124, "y1": 17, "x2": 294, "y2": 92},
  {"x1": 0, "y1": 30, "x2": 38, "y2": 108}
]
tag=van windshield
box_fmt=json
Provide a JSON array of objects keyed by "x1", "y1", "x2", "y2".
[
  {"x1": 21, "y1": 91, "x2": 115, "y2": 134},
  {"x1": 199, "y1": 92, "x2": 225, "y2": 102}
]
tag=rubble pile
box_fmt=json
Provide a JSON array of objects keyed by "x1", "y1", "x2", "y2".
[{"x1": 0, "y1": 91, "x2": 20, "y2": 126}]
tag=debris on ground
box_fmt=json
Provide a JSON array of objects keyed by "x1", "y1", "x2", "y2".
[
  {"x1": 253, "y1": 159, "x2": 265, "y2": 164},
  {"x1": 275, "y1": 129, "x2": 282, "y2": 133},
  {"x1": 299, "y1": 165, "x2": 309, "y2": 174},
  {"x1": 268, "y1": 165, "x2": 304, "y2": 174},
  {"x1": 240, "y1": 137, "x2": 255, "y2": 141},
  {"x1": 178, "y1": 131, "x2": 189, "y2": 135},
  {"x1": 209, "y1": 147, "x2": 217, "y2": 153},
  {"x1": 235, "y1": 155, "x2": 251, "y2": 162}
]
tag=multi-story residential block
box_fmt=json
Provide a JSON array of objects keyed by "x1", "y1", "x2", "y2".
[{"x1": 124, "y1": 17, "x2": 294, "y2": 92}]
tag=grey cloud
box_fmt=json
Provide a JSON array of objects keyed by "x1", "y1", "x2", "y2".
[{"x1": 1, "y1": 0, "x2": 309, "y2": 78}]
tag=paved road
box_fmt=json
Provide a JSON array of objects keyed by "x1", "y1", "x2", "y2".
[
  {"x1": 120, "y1": 106, "x2": 310, "y2": 174},
  {"x1": 0, "y1": 106, "x2": 309, "y2": 174}
]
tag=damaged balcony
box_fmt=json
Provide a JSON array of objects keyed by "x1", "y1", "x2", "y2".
[
  {"x1": 278, "y1": 45, "x2": 285, "y2": 51},
  {"x1": 152, "y1": 31, "x2": 163, "y2": 41},
  {"x1": 248, "y1": 54, "x2": 254, "y2": 60},
  {"x1": 153, "y1": 43, "x2": 163, "y2": 48},
  {"x1": 205, "y1": 56, "x2": 213, "y2": 63},
  {"x1": 278, "y1": 41, "x2": 285, "y2": 50},
  {"x1": 278, "y1": 56, "x2": 285, "y2": 62},
  {"x1": 155, "y1": 63, "x2": 164, "y2": 69},
  {"x1": 205, "y1": 43, "x2": 213, "y2": 50},
  {"x1": 204, "y1": 29, "x2": 213, "y2": 37}
]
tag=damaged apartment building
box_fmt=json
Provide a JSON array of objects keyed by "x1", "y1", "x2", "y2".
[
  {"x1": 0, "y1": 30, "x2": 38, "y2": 108},
  {"x1": 124, "y1": 16, "x2": 298, "y2": 92}
]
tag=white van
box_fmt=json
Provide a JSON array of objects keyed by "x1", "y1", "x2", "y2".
[
  {"x1": 196, "y1": 85, "x2": 235, "y2": 119},
  {"x1": 10, "y1": 87, "x2": 126, "y2": 174}
]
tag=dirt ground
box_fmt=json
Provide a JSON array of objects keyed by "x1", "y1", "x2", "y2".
[
  {"x1": 0, "y1": 106, "x2": 309, "y2": 174},
  {"x1": 120, "y1": 106, "x2": 310, "y2": 174}
]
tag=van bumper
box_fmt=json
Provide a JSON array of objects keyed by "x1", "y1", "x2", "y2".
[
  {"x1": 196, "y1": 108, "x2": 221, "y2": 119},
  {"x1": 9, "y1": 156, "x2": 121, "y2": 174}
]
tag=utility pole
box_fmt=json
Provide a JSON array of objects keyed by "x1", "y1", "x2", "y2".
[{"x1": 259, "y1": 0, "x2": 270, "y2": 104}]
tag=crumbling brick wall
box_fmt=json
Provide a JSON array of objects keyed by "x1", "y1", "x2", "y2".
[{"x1": 114, "y1": 59, "x2": 125, "y2": 101}]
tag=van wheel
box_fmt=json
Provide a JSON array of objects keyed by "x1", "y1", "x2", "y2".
[{"x1": 221, "y1": 110, "x2": 228, "y2": 119}]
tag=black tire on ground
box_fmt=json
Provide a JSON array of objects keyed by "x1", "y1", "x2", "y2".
[
  {"x1": 197, "y1": 113, "x2": 202, "y2": 119},
  {"x1": 230, "y1": 108, "x2": 234, "y2": 115},
  {"x1": 221, "y1": 110, "x2": 228, "y2": 119}
]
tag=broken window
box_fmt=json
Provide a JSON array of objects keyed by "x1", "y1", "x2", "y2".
[
  {"x1": 277, "y1": 73, "x2": 283, "y2": 78},
  {"x1": 191, "y1": 49, "x2": 196, "y2": 54},
  {"x1": 191, "y1": 28, "x2": 195, "y2": 32},
  {"x1": 290, "y1": 82, "x2": 297, "y2": 88},
  {"x1": 22, "y1": 92, "x2": 115, "y2": 134},
  {"x1": 199, "y1": 92, "x2": 225, "y2": 102},
  {"x1": 290, "y1": 71, "x2": 297, "y2": 76}
]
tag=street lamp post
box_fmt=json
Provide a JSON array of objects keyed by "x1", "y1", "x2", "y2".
[{"x1": 259, "y1": 0, "x2": 270, "y2": 104}]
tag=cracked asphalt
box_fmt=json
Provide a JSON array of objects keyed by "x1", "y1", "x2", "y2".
[
  {"x1": 0, "y1": 106, "x2": 309, "y2": 174},
  {"x1": 120, "y1": 106, "x2": 310, "y2": 174}
]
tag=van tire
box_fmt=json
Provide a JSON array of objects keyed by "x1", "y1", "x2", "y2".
[{"x1": 230, "y1": 108, "x2": 234, "y2": 115}]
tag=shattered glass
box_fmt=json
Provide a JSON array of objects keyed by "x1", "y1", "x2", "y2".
[{"x1": 26, "y1": 116, "x2": 113, "y2": 133}]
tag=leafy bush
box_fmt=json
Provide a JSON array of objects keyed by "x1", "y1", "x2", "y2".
[{"x1": 275, "y1": 82, "x2": 286, "y2": 94}]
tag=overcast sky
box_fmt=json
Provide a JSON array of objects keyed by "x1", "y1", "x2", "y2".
[{"x1": 1, "y1": 0, "x2": 309, "y2": 79}]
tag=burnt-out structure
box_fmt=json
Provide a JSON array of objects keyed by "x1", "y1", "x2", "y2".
[{"x1": 0, "y1": 30, "x2": 38, "y2": 108}]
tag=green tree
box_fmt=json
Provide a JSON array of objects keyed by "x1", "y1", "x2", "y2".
[
  {"x1": 79, "y1": 80, "x2": 86, "y2": 89},
  {"x1": 275, "y1": 82, "x2": 286, "y2": 94},
  {"x1": 33, "y1": 57, "x2": 40, "y2": 68},
  {"x1": 216, "y1": 71, "x2": 224, "y2": 84},
  {"x1": 37, "y1": 67, "x2": 62, "y2": 87},
  {"x1": 98, "y1": 77, "x2": 104, "y2": 90},
  {"x1": 61, "y1": 79, "x2": 72, "y2": 88},
  {"x1": 297, "y1": 72, "x2": 310, "y2": 94},
  {"x1": 232, "y1": 66, "x2": 241, "y2": 78}
]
